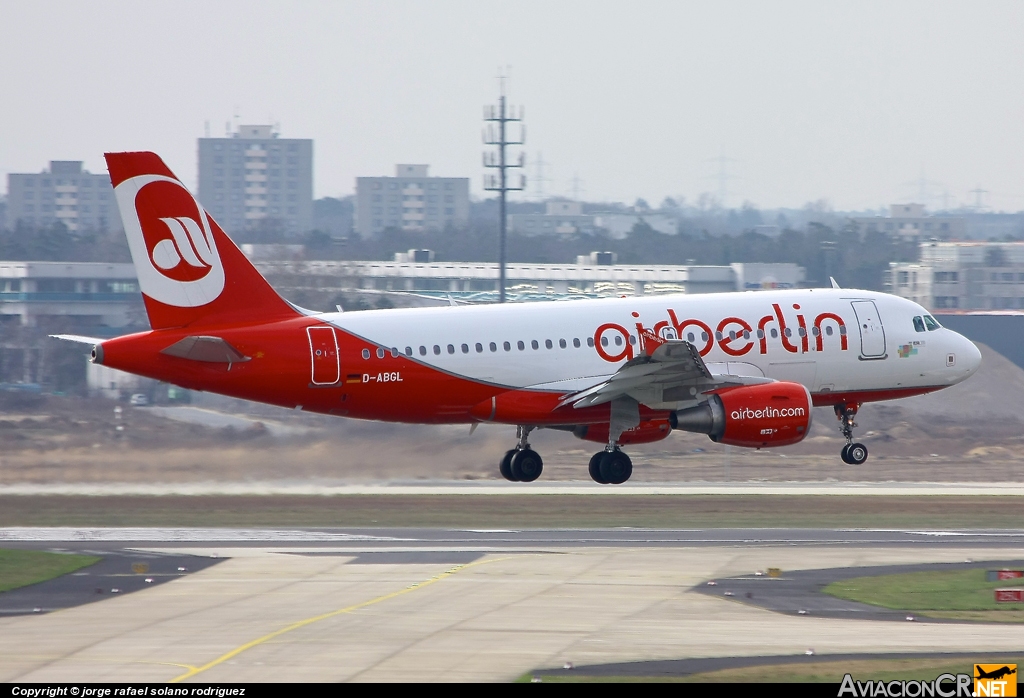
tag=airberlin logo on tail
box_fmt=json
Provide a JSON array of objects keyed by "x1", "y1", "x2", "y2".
[
  {"x1": 151, "y1": 216, "x2": 217, "y2": 274},
  {"x1": 114, "y1": 174, "x2": 225, "y2": 307}
]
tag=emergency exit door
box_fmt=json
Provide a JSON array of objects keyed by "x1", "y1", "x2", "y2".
[
  {"x1": 307, "y1": 326, "x2": 340, "y2": 385},
  {"x1": 850, "y1": 300, "x2": 887, "y2": 359}
]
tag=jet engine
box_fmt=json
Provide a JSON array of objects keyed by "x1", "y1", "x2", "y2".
[{"x1": 670, "y1": 382, "x2": 812, "y2": 448}]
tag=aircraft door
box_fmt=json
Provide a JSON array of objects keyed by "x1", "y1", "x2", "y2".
[
  {"x1": 307, "y1": 325, "x2": 340, "y2": 385},
  {"x1": 851, "y1": 300, "x2": 887, "y2": 359}
]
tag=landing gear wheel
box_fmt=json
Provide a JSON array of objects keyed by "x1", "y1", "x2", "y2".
[
  {"x1": 846, "y1": 442, "x2": 868, "y2": 465},
  {"x1": 588, "y1": 452, "x2": 608, "y2": 484},
  {"x1": 511, "y1": 448, "x2": 543, "y2": 482},
  {"x1": 599, "y1": 450, "x2": 633, "y2": 485},
  {"x1": 500, "y1": 449, "x2": 518, "y2": 481},
  {"x1": 840, "y1": 444, "x2": 852, "y2": 464}
]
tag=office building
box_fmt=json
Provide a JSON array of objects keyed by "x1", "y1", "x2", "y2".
[
  {"x1": 253, "y1": 257, "x2": 804, "y2": 300},
  {"x1": 508, "y1": 200, "x2": 596, "y2": 236},
  {"x1": 355, "y1": 165, "x2": 469, "y2": 236},
  {"x1": 889, "y1": 241, "x2": 1024, "y2": 310},
  {"x1": 197, "y1": 125, "x2": 313, "y2": 237},
  {"x1": 0, "y1": 261, "x2": 140, "y2": 329},
  {"x1": 6, "y1": 161, "x2": 117, "y2": 232},
  {"x1": 852, "y1": 204, "x2": 965, "y2": 241}
]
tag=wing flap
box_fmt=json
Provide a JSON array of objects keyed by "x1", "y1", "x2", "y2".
[{"x1": 561, "y1": 338, "x2": 773, "y2": 408}]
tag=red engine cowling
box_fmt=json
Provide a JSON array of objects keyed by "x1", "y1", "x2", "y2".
[
  {"x1": 573, "y1": 419, "x2": 673, "y2": 445},
  {"x1": 670, "y1": 381, "x2": 812, "y2": 448}
]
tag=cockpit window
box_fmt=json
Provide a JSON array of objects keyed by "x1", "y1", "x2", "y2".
[
  {"x1": 924, "y1": 315, "x2": 941, "y2": 331},
  {"x1": 913, "y1": 316, "x2": 926, "y2": 333}
]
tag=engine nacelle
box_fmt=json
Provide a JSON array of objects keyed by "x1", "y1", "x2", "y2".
[
  {"x1": 670, "y1": 381, "x2": 812, "y2": 448},
  {"x1": 573, "y1": 419, "x2": 673, "y2": 445}
]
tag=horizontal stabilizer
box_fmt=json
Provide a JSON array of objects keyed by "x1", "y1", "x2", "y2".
[
  {"x1": 49, "y1": 334, "x2": 104, "y2": 345},
  {"x1": 160, "y1": 335, "x2": 250, "y2": 363}
]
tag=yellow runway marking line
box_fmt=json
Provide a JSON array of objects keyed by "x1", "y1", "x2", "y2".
[{"x1": 169, "y1": 556, "x2": 506, "y2": 683}]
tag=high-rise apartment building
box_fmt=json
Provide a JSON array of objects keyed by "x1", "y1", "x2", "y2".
[
  {"x1": 197, "y1": 125, "x2": 313, "y2": 237},
  {"x1": 6, "y1": 161, "x2": 117, "y2": 232},
  {"x1": 355, "y1": 165, "x2": 469, "y2": 236}
]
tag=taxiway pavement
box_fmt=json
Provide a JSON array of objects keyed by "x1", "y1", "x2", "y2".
[{"x1": 1, "y1": 527, "x2": 1023, "y2": 682}]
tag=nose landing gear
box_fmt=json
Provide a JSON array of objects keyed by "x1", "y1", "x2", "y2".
[
  {"x1": 836, "y1": 403, "x2": 868, "y2": 465},
  {"x1": 499, "y1": 426, "x2": 544, "y2": 482}
]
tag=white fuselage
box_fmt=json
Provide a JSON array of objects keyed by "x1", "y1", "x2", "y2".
[{"x1": 324, "y1": 288, "x2": 981, "y2": 408}]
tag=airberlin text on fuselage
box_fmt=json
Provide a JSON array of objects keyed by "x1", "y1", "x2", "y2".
[{"x1": 594, "y1": 303, "x2": 849, "y2": 363}]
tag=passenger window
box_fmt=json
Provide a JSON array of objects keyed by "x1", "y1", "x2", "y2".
[
  {"x1": 433, "y1": 345, "x2": 441, "y2": 355},
  {"x1": 404, "y1": 347, "x2": 412, "y2": 356},
  {"x1": 517, "y1": 340, "x2": 525, "y2": 350},
  {"x1": 573, "y1": 338, "x2": 581, "y2": 348},
  {"x1": 390, "y1": 347, "x2": 399, "y2": 357},
  {"x1": 419, "y1": 346, "x2": 427, "y2": 356},
  {"x1": 628, "y1": 336, "x2": 636, "y2": 345},
  {"x1": 924, "y1": 315, "x2": 941, "y2": 331},
  {"x1": 913, "y1": 316, "x2": 926, "y2": 333},
  {"x1": 461, "y1": 343, "x2": 469, "y2": 353},
  {"x1": 601, "y1": 336, "x2": 609, "y2": 347},
  {"x1": 715, "y1": 332, "x2": 723, "y2": 341},
  {"x1": 475, "y1": 343, "x2": 483, "y2": 353},
  {"x1": 531, "y1": 340, "x2": 539, "y2": 350},
  {"x1": 756, "y1": 330, "x2": 764, "y2": 339},
  {"x1": 587, "y1": 337, "x2": 595, "y2": 347},
  {"x1": 376, "y1": 348, "x2": 385, "y2": 359},
  {"x1": 559, "y1": 338, "x2": 567, "y2": 349},
  {"x1": 613, "y1": 336, "x2": 622, "y2": 346},
  {"x1": 688, "y1": 332, "x2": 695, "y2": 342},
  {"x1": 771, "y1": 329, "x2": 778, "y2": 338},
  {"x1": 797, "y1": 328, "x2": 806, "y2": 337},
  {"x1": 784, "y1": 328, "x2": 792, "y2": 337},
  {"x1": 447, "y1": 344, "x2": 455, "y2": 354},
  {"x1": 701, "y1": 332, "x2": 709, "y2": 342},
  {"x1": 545, "y1": 339, "x2": 553, "y2": 349},
  {"x1": 811, "y1": 327, "x2": 820, "y2": 337},
  {"x1": 504, "y1": 341, "x2": 511, "y2": 351},
  {"x1": 489, "y1": 342, "x2": 497, "y2": 352},
  {"x1": 362, "y1": 349, "x2": 370, "y2": 360},
  {"x1": 826, "y1": 326, "x2": 833, "y2": 336}
]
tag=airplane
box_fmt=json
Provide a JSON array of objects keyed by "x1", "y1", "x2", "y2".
[
  {"x1": 976, "y1": 666, "x2": 1016, "y2": 681},
  {"x1": 54, "y1": 152, "x2": 982, "y2": 484}
]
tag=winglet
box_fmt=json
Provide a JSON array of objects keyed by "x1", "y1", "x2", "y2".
[{"x1": 830, "y1": 277, "x2": 841, "y2": 289}]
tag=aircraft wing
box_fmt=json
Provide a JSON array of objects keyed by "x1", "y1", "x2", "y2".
[{"x1": 560, "y1": 337, "x2": 771, "y2": 409}]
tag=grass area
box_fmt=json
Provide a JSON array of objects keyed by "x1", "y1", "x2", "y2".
[
  {"x1": 0, "y1": 494, "x2": 1023, "y2": 528},
  {"x1": 0, "y1": 548, "x2": 100, "y2": 593},
  {"x1": 524, "y1": 657, "x2": 1023, "y2": 683},
  {"x1": 824, "y1": 569, "x2": 1024, "y2": 621}
]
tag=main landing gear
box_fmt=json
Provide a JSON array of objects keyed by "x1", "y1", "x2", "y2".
[
  {"x1": 499, "y1": 426, "x2": 544, "y2": 482},
  {"x1": 835, "y1": 403, "x2": 868, "y2": 465},
  {"x1": 498, "y1": 426, "x2": 634, "y2": 485},
  {"x1": 588, "y1": 448, "x2": 633, "y2": 485}
]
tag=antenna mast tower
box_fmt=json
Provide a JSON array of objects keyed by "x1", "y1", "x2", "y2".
[{"x1": 483, "y1": 75, "x2": 525, "y2": 303}]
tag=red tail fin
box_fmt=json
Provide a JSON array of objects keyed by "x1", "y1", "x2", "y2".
[{"x1": 105, "y1": 152, "x2": 299, "y2": 330}]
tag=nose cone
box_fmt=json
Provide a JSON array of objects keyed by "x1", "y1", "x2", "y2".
[{"x1": 955, "y1": 332, "x2": 982, "y2": 382}]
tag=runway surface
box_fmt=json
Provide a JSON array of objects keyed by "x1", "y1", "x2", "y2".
[
  {"x1": 3, "y1": 480, "x2": 1024, "y2": 495},
  {"x1": 2, "y1": 527, "x2": 1023, "y2": 682}
]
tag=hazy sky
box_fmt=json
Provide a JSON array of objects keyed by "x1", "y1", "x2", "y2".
[{"x1": 2, "y1": 1, "x2": 1023, "y2": 211}]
